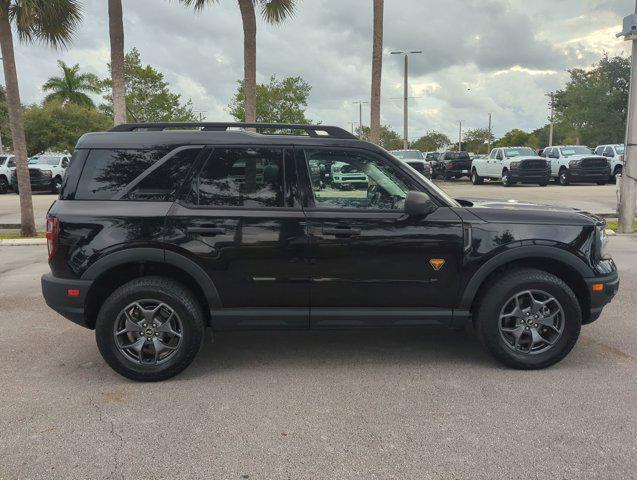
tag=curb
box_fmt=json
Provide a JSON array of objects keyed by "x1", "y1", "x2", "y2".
[{"x1": 0, "y1": 238, "x2": 47, "y2": 246}]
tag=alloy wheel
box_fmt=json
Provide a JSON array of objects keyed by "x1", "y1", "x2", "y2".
[
  {"x1": 498, "y1": 289, "x2": 565, "y2": 355},
  {"x1": 113, "y1": 300, "x2": 183, "y2": 365}
]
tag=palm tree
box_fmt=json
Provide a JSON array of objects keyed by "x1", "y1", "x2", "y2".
[
  {"x1": 43, "y1": 60, "x2": 100, "y2": 107},
  {"x1": 0, "y1": 1, "x2": 82, "y2": 236},
  {"x1": 108, "y1": 0, "x2": 126, "y2": 126},
  {"x1": 180, "y1": 0, "x2": 296, "y2": 124},
  {"x1": 369, "y1": 0, "x2": 384, "y2": 145}
]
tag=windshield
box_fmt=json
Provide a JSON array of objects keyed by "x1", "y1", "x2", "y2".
[
  {"x1": 425, "y1": 152, "x2": 439, "y2": 161},
  {"x1": 29, "y1": 157, "x2": 60, "y2": 166},
  {"x1": 560, "y1": 146, "x2": 592, "y2": 157},
  {"x1": 446, "y1": 152, "x2": 470, "y2": 160},
  {"x1": 615, "y1": 146, "x2": 625, "y2": 154},
  {"x1": 392, "y1": 150, "x2": 424, "y2": 160},
  {"x1": 504, "y1": 147, "x2": 535, "y2": 158}
]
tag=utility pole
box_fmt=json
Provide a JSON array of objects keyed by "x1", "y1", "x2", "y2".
[
  {"x1": 487, "y1": 113, "x2": 492, "y2": 153},
  {"x1": 547, "y1": 92, "x2": 555, "y2": 147},
  {"x1": 390, "y1": 50, "x2": 422, "y2": 149},
  {"x1": 458, "y1": 121, "x2": 463, "y2": 152},
  {"x1": 617, "y1": 5, "x2": 637, "y2": 233},
  {"x1": 352, "y1": 101, "x2": 369, "y2": 138}
]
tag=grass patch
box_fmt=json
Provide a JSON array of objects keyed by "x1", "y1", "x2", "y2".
[
  {"x1": 605, "y1": 221, "x2": 637, "y2": 232},
  {"x1": 0, "y1": 232, "x2": 46, "y2": 240}
]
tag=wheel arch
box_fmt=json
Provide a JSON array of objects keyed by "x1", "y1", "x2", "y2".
[
  {"x1": 82, "y1": 248, "x2": 220, "y2": 328},
  {"x1": 461, "y1": 246, "x2": 593, "y2": 322}
]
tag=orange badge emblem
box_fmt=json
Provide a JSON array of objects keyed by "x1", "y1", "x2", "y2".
[{"x1": 429, "y1": 259, "x2": 445, "y2": 271}]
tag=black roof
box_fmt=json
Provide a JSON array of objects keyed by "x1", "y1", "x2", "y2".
[{"x1": 76, "y1": 122, "x2": 375, "y2": 150}]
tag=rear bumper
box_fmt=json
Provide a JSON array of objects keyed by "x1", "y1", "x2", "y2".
[
  {"x1": 583, "y1": 271, "x2": 620, "y2": 324},
  {"x1": 41, "y1": 273, "x2": 93, "y2": 328}
]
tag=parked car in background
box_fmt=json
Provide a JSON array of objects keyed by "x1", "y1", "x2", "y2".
[
  {"x1": 471, "y1": 147, "x2": 550, "y2": 187},
  {"x1": 330, "y1": 160, "x2": 369, "y2": 189},
  {"x1": 0, "y1": 154, "x2": 16, "y2": 194},
  {"x1": 10, "y1": 153, "x2": 70, "y2": 194},
  {"x1": 541, "y1": 146, "x2": 610, "y2": 186},
  {"x1": 594, "y1": 144, "x2": 624, "y2": 182},
  {"x1": 424, "y1": 151, "x2": 440, "y2": 162},
  {"x1": 434, "y1": 151, "x2": 472, "y2": 180},
  {"x1": 390, "y1": 150, "x2": 432, "y2": 179}
]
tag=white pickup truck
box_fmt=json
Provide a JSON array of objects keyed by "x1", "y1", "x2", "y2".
[
  {"x1": 594, "y1": 144, "x2": 624, "y2": 182},
  {"x1": 0, "y1": 154, "x2": 16, "y2": 194},
  {"x1": 541, "y1": 146, "x2": 610, "y2": 186},
  {"x1": 471, "y1": 147, "x2": 551, "y2": 187}
]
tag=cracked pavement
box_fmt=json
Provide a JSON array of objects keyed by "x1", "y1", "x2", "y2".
[{"x1": 0, "y1": 237, "x2": 635, "y2": 479}]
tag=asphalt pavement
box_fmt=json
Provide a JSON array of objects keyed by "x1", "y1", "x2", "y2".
[{"x1": 0, "y1": 237, "x2": 635, "y2": 479}]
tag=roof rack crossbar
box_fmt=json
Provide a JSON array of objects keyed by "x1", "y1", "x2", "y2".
[{"x1": 109, "y1": 122, "x2": 357, "y2": 139}]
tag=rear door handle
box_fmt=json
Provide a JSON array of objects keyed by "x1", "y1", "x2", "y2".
[
  {"x1": 322, "y1": 227, "x2": 361, "y2": 237},
  {"x1": 187, "y1": 226, "x2": 225, "y2": 236}
]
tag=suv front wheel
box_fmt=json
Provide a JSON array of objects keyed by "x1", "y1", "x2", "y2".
[
  {"x1": 95, "y1": 277, "x2": 206, "y2": 381},
  {"x1": 474, "y1": 269, "x2": 581, "y2": 369}
]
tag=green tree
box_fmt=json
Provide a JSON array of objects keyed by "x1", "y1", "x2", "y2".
[
  {"x1": 531, "y1": 123, "x2": 578, "y2": 148},
  {"x1": 43, "y1": 60, "x2": 101, "y2": 107},
  {"x1": 495, "y1": 129, "x2": 540, "y2": 149},
  {"x1": 180, "y1": 0, "x2": 297, "y2": 124},
  {"x1": 462, "y1": 128, "x2": 495, "y2": 154},
  {"x1": 101, "y1": 48, "x2": 197, "y2": 122},
  {"x1": 24, "y1": 101, "x2": 111, "y2": 155},
  {"x1": 228, "y1": 75, "x2": 311, "y2": 124},
  {"x1": 0, "y1": 0, "x2": 82, "y2": 236},
  {"x1": 410, "y1": 131, "x2": 451, "y2": 152},
  {"x1": 357, "y1": 125, "x2": 403, "y2": 150},
  {"x1": 554, "y1": 55, "x2": 630, "y2": 146}
]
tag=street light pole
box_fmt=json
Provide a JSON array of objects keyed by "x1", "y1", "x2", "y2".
[
  {"x1": 458, "y1": 121, "x2": 463, "y2": 152},
  {"x1": 547, "y1": 92, "x2": 555, "y2": 147},
  {"x1": 391, "y1": 50, "x2": 422, "y2": 150},
  {"x1": 352, "y1": 101, "x2": 369, "y2": 138},
  {"x1": 487, "y1": 113, "x2": 492, "y2": 153},
  {"x1": 617, "y1": 4, "x2": 637, "y2": 233}
]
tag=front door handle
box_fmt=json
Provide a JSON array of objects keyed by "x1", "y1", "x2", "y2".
[
  {"x1": 187, "y1": 226, "x2": 225, "y2": 236},
  {"x1": 322, "y1": 227, "x2": 361, "y2": 237}
]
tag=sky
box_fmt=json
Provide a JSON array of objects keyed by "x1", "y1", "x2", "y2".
[{"x1": 5, "y1": 0, "x2": 633, "y2": 142}]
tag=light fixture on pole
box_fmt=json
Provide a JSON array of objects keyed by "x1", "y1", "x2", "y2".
[{"x1": 390, "y1": 50, "x2": 422, "y2": 150}]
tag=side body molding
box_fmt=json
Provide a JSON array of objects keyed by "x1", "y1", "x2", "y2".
[
  {"x1": 81, "y1": 247, "x2": 222, "y2": 309},
  {"x1": 459, "y1": 245, "x2": 594, "y2": 310}
]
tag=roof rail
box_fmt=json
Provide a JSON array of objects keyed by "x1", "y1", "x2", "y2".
[{"x1": 109, "y1": 122, "x2": 358, "y2": 139}]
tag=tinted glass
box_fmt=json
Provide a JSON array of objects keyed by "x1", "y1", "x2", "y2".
[
  {"x1": 304, "y1": 149, "x2": 411, "y2": 211},
  {"x1": 76, "y1": 148, "x2": 171, "y2": 200},
  {"x1": 446, "y1": 152, "x2": 470, "y2": 160},
  {"x1": 0, "y1": 156, "x2": 5, "y2": 166},
  {"x1": 7, "y1": 158, "x2": 15, "y2": 168},
  {"x1": 187, "y1": 147, "x2": 284, "y2": 208},
  {"x1": 124, "y1": 147, "x2": 202, "y2": 201},
  {"x1": 425, "y1": 152, "x2": 439, "y2": 160}
]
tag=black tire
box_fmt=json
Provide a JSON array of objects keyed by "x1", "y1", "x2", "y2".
[
  {"x1": 538, "y1": 183, "x2": 548, "y2": 187},
  {"x1": 51, "y1": 176, "x2": 62, "y2": 194},
  {"x1": 443, "y1": 169, "x2": 452, "y2": 180},
  {"x1": 0, "y1": 177, "x2": 7, "y2": 194},
  {"x1": 474, "y1": 269, "x2": 581, "y2": 370},
  {"x1": 611, "y1": 165, "x2": 622, "y2": 183},
  {"x1": 471, "y1": 169, "x2": 484, "y2": 185},
  {"x1": 95, "y1": 276, "x2": 205, "y2": 382},
  {"x1": 558, "y1": 168, "x2": 570, "y2": 186},
  {"x1": 501, "y1": 169, "x2": 513, "y2": 187},
  {"x1": 596, "y1": 181, "x2": 607, "y2": 186}
]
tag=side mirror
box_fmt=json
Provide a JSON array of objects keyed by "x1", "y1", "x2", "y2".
[{"x1": 404, "y1": 191, "x2": 438, "y2": 217}]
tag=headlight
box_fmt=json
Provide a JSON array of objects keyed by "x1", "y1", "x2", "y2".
[
  {"x1": 509, "y1": 161, "x2": 520, "y2": 168},
  {"x1": 595, "y1": 225, "x2": 610, "y2": 260},
  {"x1": 41, "y1": 170, "x2": 52, "y2": 176},
  {"x1": 569, "y1": 160, "x2": 581, "y2": 167},
  {"x1": 333, "y1": 166, "x2": 342, "y2": 173}
]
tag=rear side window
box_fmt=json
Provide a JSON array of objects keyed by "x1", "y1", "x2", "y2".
[
  {"x1": 184, "y1": 147, "x2": 284, "y2": 208},
  {"x1": 76, "y1": 148, "x2": 171, "y2": 200}
]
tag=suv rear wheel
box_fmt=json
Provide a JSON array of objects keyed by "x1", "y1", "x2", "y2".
[
  {"x1": 95, "y1": 277, "x2": 205, "y2": 381},
  {"x1": 474, "y1": 269, "x2": 581, "y2": 369}
]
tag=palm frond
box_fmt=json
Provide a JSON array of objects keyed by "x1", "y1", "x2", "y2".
[
  {"x1": 9, "y1": 0, "x2": 82, "y2": 47},
  {"x1": 177, "y1": 0, "x2": 219, "y2": 12},
  {"x1": 258, "y1": 0, "x2": 296, "y2": 24}
]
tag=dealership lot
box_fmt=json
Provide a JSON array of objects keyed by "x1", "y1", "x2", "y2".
[{"x1": 0, "y1": 234, "x2": 635, "y2": 478}]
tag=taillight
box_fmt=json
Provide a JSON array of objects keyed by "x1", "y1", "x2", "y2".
[
  {"x1": 46, "y1": 217, "x2": 60, "y2": 262},
  {"x1": 447, "y1": 162, "x2": 454, "y2": 169}
]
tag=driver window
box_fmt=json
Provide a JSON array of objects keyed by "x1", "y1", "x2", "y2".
[
  {"x1": 489, "y1": 149, "x2": 497, "y2": 159},
  {"x1": 496, "y1": 150, "x2": 503, "y2": 160},
  {"x1": 304, "y1": 149, "x2": 412, "y2": 211}
]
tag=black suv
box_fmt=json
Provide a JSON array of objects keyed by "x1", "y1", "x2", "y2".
[
  {"x1": 434, "y1": 151, "x2": 472, "y2": 180},
  {"x1": 41, "y1": 123, "x2": 619, "y2": 381}
]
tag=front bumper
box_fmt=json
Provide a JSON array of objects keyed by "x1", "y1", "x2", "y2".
[
  {"x1": 41, "y1": 273, "x2": 93, "y2": 328},
  {"x1": 509, "y1": 168, "x2": 551, "y2": 184},
  {"x1": 583, "y1": 271, "x2": 620, "y2": 324},
  {"x1": 11, "y1": 176, "x2": 54, "y2": 191},
  {"x1": 567, "y1": 166, "x2": 611, "y2": 184}
]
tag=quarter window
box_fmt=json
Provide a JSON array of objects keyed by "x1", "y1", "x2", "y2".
[
  {"x1": 186, "y1": 147, "x2": 284, "y2": 208},
  {"x1": 304, "y1": 149, "x2": 412, "y2": 211}
]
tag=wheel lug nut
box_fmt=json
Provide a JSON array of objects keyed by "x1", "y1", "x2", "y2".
[{"x1": 525, "y1": 327, "x2": 530, "y2": 330}]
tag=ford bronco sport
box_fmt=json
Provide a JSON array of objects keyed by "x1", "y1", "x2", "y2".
[{"x1": 41, "y1": 122, "x2": 619, "y2": 381}]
